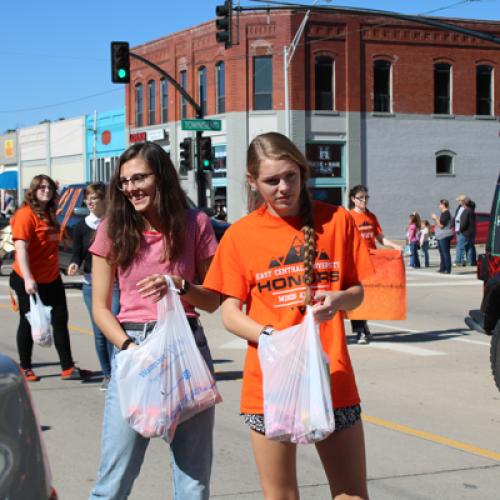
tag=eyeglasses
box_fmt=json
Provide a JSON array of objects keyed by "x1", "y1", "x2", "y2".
[
  {"x1": 118, "y1": 173, "x2": 154, "y2": 191},
  {"x1": 37, "y1": 185, "x2": 54, "y2": 192},
  {"x1": 354, "y1": 195, "x2": 369, "y2": 201}
]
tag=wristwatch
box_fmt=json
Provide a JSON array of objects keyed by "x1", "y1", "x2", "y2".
[
  {"x1": 178, "y1": 279, "x2": 190, "y2": 296},
  {"x1": 260, "y1": 325, "x2": 275, "y2": 336},
  {"x1": 120, "y1": 337, "x2": 134, "y2": 351}
]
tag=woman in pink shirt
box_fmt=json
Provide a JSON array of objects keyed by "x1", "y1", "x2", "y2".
[{"x1": 89, "y1": 141, "x2": 220, "y2": 500}]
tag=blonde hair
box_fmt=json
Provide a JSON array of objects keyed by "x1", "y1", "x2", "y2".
[{"x1": 247, "y1": 132, "x2": 316, "y2": 304}]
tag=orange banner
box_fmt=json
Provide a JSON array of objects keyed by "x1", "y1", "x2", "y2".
[{"x1": 347, "y1": 249, "x2": 406, "y2": 320}]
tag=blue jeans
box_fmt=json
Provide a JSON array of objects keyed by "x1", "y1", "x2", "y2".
[
  {"x1": 455, "y1": 233, "x2": 467, "y2": 264},
  {"x1": 409, "y1": 241, "x2": 420, "y2": 268},
  {"x1": 89, "y1": 322, "x2": 215, "y2": 500},
  {"x1": 82, "y1": 277, "x2": 120, "y2": 377},
  {"x1": 465, "y1": 238, "x2": 477, "y2": 266},
  {"x1": 437, "y1": 236, "x2": 452, "y2": 273},
  {"x1": 421, "y1": 240, "x2": 430, "y2": 267}
]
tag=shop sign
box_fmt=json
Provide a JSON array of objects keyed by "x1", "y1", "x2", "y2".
[
  {"x1": 306, "y1": 143, "x2": 342, "y2": 178},
  {"x1": 4, "y1": 140, "x2": 14, "y2": 158},
  {"x1": 129, "y1": 132, "x2": 147, "y2": 143},
  {"x1": 147, "y1": 129, "x2": 169, "y2": 143}
]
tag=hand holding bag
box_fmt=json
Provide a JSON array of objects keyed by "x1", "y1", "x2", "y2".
[
  {"x1": 258, "y1": 306, "x2": 335, "y2": 444},
  {"x1": 115, "y1": 276, "x2": 222, "y2": 441},
  {"x1": 25, "y1": 293, "x2": 53, "y2": 348}
]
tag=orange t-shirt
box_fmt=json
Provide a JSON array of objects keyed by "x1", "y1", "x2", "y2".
[
  {"x1": 11, "y1": 205, "x2": 61, "y2": 283},
  {"x1": 204, "y1": 202, "x2": 374, "y2": 413},
  {"x1": 349, "y1": 209, "x2": 382, "y2": 250}
]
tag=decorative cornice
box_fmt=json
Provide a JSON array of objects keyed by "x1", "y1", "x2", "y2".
[
  {"x1": 247, "y1": 23, "x2": 276, "y2": 38},
  {"x1": 308, "y1": 24, "x2": 345, "y2": 40}
]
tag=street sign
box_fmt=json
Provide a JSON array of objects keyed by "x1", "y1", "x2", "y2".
[{"x1": 181, "y1": 119, "x2": 222, "y2": 131}]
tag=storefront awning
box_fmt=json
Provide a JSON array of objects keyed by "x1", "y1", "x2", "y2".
[{"x1": 0, "y1": 171, "x2": 17, "y2": 190}]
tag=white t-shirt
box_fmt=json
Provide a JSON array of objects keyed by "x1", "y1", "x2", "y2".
[{"x1": 455, "y1": 206, "x2": 464, "y2": 232}]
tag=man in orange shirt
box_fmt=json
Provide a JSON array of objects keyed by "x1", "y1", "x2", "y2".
[{"x1": 204, "y1": 132, "x2": 373, "y2": 500}]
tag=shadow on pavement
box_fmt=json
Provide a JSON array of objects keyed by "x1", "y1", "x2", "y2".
[{"x1": 214, "y1": 370, "x2": 242, "y2": 381}]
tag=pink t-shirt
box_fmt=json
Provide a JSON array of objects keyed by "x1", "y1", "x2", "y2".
[{"x1": 90, "y1": 209, "x2": 218, "y2": 323}]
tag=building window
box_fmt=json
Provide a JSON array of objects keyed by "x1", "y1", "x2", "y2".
[
  {"x1": 216, "y1": 62, "x2": 225, "y2": 113},
  {"x1": 253, "y1": 56, "x2": 273, "y2": 111},
  {"x1": 161, "y1": 78, "x2": 168, "y2": 123},
  {"x1": 373, "y1": 60, "x2": 391, "y2": 112},
  {"x1": 198, "y1": 66, "x2": 207, "y2": 117},
  {"x1": 476, "y1": 65, "x2": 493, "y2": 116},
  {"x1": 315, "y1": 56, "x2": 334, "y2": 111},
  {"x1": 148, "y1": 80, "x2": 155, "y2": 125},
  {"x1": 434, "y1": 63, "x2": 451, "y2": 114},
  {"x1": 91, "y1": 156, "x2": 119, "y2": 183},
  {"x1": 180, "y1": 70, "x2": 187, "y2": 119},
  {"x1": 436, "y1": 153, "x2": 454, "y2": 175},
  {"x1": 135, "y1": 83, "x2": 143, "y2": 127}
]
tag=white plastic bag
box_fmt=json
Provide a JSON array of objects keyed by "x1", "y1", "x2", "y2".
[
  {"x1": 258, "y1": 305, "x2": 335, "y2": 444},
  {"x1": 25, "y1": 293, "x2": 53, "y2": 348},
  {"x1": 115, "y1": 276, "x2": 222, "y2": 441}
]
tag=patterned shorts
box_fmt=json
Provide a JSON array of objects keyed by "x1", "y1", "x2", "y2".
[{"x1": 242, "y1": 404, "x2": 361, "y2": 435}]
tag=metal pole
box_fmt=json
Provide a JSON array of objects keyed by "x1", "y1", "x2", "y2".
[{"x1": 92, "y1": 110, "x2": 97, "y2": 181}]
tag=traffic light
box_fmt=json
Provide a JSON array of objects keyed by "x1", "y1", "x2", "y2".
[
  {"x1": 215, "y1": 1, "x2": 232, "y2": 48},
  {"x1": 200, "y1": 137, "x2": 213, "y2": 171},
  {"x1": 111, "y1": 41, "x2": 130, "y2": 84},
  {"x1": 179, "y1": 138, "x2": 193, "y2": 174}
]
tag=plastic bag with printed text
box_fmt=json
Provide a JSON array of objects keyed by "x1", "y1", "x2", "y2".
[
  {"x1": 115, "y1": 276, "x2": 222, "y2": 441},
  {"x1": 25, "y1": 293, "x2": 53, "y2": 348},
  {"x1": 258, "y1": 305, "x2": 335, "y2": 444}
]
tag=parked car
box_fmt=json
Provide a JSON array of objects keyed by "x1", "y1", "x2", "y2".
[
  {"x1": 56, "y1": 183, "x2": 230, "y2": 272},
  {"x1": 463, "y1": 174, "x2": 500, "y2": 391},
  {"x1": 0, "y1": 352, "x2": 57, "y2": 499},
  {"x1": 428, "y1": 211, "x2": 490, "y2": 249}
]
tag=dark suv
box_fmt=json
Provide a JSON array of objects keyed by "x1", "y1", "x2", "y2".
[{"x1": 464, "y1": 173, "x2": 500, "y2": 390}]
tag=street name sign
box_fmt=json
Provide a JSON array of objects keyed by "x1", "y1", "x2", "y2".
[{"x1": 181, "y1": 119, "x2": 222, "y2": 131}]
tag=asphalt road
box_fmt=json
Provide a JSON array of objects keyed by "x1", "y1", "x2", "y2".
[{"x1": 0, "y1": 251, "x2": 499, "y2": 500}]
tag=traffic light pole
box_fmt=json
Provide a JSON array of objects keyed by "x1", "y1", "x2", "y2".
[{"x1": 129, "y1": 52, "x2": 208, "y2": 208}]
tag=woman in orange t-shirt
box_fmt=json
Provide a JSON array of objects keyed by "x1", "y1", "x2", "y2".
[
  {"x1": 204, "y1": 133, "x2": 373, "y2": 499},
  {"x1": 9, "y1": 175, "x2": 90, "y2": 382},
  {"x1": 348, "y1": 184, "x2": 402, "y2": 345}
]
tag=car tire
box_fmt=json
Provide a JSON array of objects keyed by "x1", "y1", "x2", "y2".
[
  {"x1": 490, "y1": 321, "x2": 500, "y2": 392},
  {"x1": 428, "y1": 236, "x2": 438, "y2": 249}
]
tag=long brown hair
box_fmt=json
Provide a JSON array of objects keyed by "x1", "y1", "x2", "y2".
[
  {"x1": 247, "y1": 132, "x2": 316, "y2": 305},
  {"x1": 107, "y1": 141, "x2": 188, "y2": 267},
  {"x1": 24, "y1": 175, "x2": 59, "y2": 227}
]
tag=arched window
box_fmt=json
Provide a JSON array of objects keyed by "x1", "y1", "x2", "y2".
[
  {"x1": 315, "y1": 56, "x2": 334, "y2": 110},
  {"x1": 198, "y1": 66, "x2": 207, "y2": 117},
  {"x1": 135, "y1": 83, "x2": 143, "y2": 127},
  {"x1": 373, "y1": 60, "x2": 391, "y2": 112},
  {"x1": 476, "y1": 65, "x2": 493, "y2": 116},
  {"x1": 148, "y1": 80, "x2": 155, "y2": 125},
  {"x1": 216, "y1": 62, "x2": 225, "y2": 113},
  {"x1": 434, "y1": 63, "x2": 451, "y2": 114},
  {"x1": 435, "y1": 151, "x2": 454, "y2": 176},
  {"x1": 161, "y1": 78, "x2": 168, "y2": 123}
]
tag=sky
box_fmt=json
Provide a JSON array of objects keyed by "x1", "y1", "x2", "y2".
[{"x1": 1, "y1": 0, "x2": 499, "y2": 134}]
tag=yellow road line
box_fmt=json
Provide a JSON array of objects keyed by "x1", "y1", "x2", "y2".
[
  {"x1": 363, "y1": 414, "x2": 500, "y2": 462},
  {"x1": 69, "y1": 324, "x2": 93, "y2": 336}
]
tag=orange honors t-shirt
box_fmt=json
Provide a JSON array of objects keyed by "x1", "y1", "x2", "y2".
[
  {"x1": 203, "y1": 202, "x2": 374, "y2": 414},
  {"x1": 11, "y1": 205, "x2": 61, "y2": 283},
  {"x1": 349, "y1": 209, "x2": 382, "y2": 250}
]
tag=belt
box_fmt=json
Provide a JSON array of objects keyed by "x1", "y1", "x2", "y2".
[{"x1": 121, "y1": 316, "x2": 201, "y2": 333}]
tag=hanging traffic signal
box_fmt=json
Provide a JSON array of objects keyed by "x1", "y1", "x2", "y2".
[
  {"x1": 215, "y1": 1, "x2": 232, "y2": 48},
  {"x1": 200, "y1": 137, "x2": 213, "y2": 171},
  {"x1": 179, "y1": 138, "x2": 193, "y2": 174},
  {"x1": 111, "y1": 41, "x2": 130, "y2": 84}
]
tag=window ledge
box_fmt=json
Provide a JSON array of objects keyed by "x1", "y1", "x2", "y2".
[
  {"x1": 474, "y1": 114, "x2": 496, "y2": 120},
  {"x1": 313, "y1": 110, "x2": 340, "y2": 116},
  {"x1": 435, "y1": 173, "x2": 456, "y2": 177},
  {"x1": 432, "y1": 114, "x2": 455, "y2": 119},
  {"x1": 251, "y1": 110, "x2": 276, "y2": 115},
  {"x1": 371, "y1": 112, "x2": 395, "y2": 117}
]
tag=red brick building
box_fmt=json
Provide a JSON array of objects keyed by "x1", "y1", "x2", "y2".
[{"x1": 127, "y1": 7, "x2": 500, "y2": 236}]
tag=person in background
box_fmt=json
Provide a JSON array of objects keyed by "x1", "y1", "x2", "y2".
[
  {"x1": 460, "y1": 197, "x2": 477, "y2": 267},
  {"x1": 9, "y1": 174, "x2": 91, "y2": 382},
  {"x1": 406, "y1": 213, "x2": 421, "y2": 269},
  {"x1": 348, "y1": 184, "x2": 402, "y2": 344},
  {"x1": 67, "y1": 183, "x2": 119, "y2": 391},
  {"x1": 419, "y1": 219, "x2": 431, "y2": 268},
  {"x1": 431, "y1": 199, "x2": 453, "y2": 274},
  {"x1": 453, "y1": 194, "x2": 467, "y2": 266},
  {"x1": 204, "y1": 132, "x2": 373, "y2": 499},
  {"x1": 89, "y1": 141, "x2": 220, "y2": 500}
]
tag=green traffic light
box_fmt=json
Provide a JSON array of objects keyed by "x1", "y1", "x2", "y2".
[
  {"x1": 118, "y1": 68, "x2": 127, "y2": 79},
  {"x1": 203, "y1": 160, "x2": 210, "y2": 167}
]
